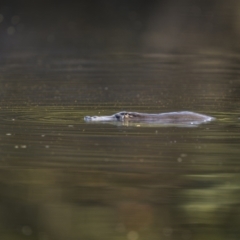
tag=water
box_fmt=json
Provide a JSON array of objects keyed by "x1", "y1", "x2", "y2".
[{"x1": 1, "y1": 52, "x2": 240, "y2": 240}]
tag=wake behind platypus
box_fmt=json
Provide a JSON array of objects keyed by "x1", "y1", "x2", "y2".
[{"x1": 84, "y1": 111, "x2": 215, "y2": 126}]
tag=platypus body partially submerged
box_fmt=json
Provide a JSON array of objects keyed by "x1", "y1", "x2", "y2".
[{"x1": 84, "y1": 111, "x2": 214, "y2": 125}]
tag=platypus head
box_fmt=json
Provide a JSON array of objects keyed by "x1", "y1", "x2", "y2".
[
  {"x1": 84, "y1": 111, "x2": 137, "y2": 122},
  {"x1": 114, "y1": 112, "x2": 129, "y2": 121}
]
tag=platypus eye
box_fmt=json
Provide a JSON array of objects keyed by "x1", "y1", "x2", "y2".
[{"x1": 115, "y1": 114, "x2": 121, "y2": 120}]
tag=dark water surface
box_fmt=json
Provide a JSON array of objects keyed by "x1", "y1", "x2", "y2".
[{"x1": 1, "y1": 52, "x2": 240, "y2": 240}]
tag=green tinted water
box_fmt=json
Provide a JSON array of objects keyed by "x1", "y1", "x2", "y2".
[{"x1": 0, "y1": 52, "x2": 240, "y2": 240}]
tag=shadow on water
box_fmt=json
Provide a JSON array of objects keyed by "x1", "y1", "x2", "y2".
[{"x1": 1, "y1": 53, "x2": 240, "y2": 239}]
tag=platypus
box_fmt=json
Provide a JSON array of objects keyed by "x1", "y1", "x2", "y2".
[{"x1": 84, "y1": 111, "x2": 214, "y2": 125}]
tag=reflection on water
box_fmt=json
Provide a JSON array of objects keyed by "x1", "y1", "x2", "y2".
[{"x1": 1, "y1": 53, "x2": 240, "y2": 239}]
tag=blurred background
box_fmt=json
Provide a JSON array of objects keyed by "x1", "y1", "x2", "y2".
[
  {"x1": 1, "y1": 0, "x2": 240, "y2": 54},
  {"x1": 1, "y1": 1, "x2": 240, "y2": 240}
]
